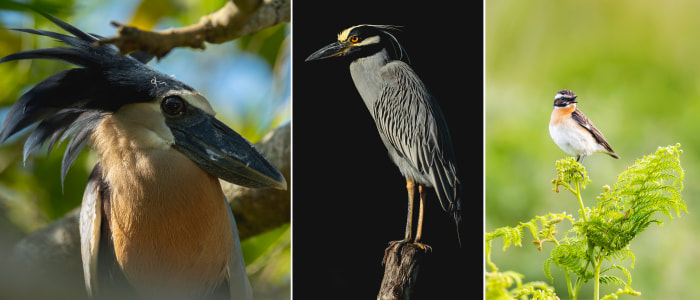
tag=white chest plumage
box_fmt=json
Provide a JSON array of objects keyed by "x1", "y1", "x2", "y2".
[{"x1": 549, "y1": 114, "x2": 599, "y2": 157}]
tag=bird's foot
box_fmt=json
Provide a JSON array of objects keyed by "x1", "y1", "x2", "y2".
[
  {"x1": 383, "y1": 239, "x2": 409, "y2": 265},
  {"x1": 413, "y1": 241, "x2": 432, "y2": 253},
  {"x1": 382, "y1": 239, "x2": 432, "y2": 265}
]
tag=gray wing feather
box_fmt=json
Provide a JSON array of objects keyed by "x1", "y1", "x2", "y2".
[
  {"x1": 373, "y1": 61, "x2": 461, "y2": 214},
  {"x1": 225, "y1": 197, "x2": 253, "y2": 300}
]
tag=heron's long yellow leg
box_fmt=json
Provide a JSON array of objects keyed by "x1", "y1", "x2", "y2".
[
  {"x1": 383, "y1": 179, "x2": 416, "y2": 264},
  {"x1": 413, "y1": 185, "x2": 432, "y2": 252},
  {"x1": 403, "y1": 179, "x2": 415, "y2": 241},
  {"x1": 415, "y1": 185, "x2": 424, "y2": 241}
]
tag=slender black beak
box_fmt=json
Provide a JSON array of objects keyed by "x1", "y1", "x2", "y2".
[
  {"x1": 305, "y1": 41, "x2": 349, "y2": 61},
  {"x1": 168, "y1": 107, "x2": 287, "y2": 190}
]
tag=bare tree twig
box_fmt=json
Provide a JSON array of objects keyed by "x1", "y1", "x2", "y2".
[{"x1": 97, "y1": 0, "x2": 290, "y2": 59}]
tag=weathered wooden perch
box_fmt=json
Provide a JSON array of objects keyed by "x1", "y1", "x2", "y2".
[
  {"x1": 378, "y1": 243, "x2": 429, "y2": 300},
  {"x1": 97, "y1": 0, "x2": 290, "y2": 59}
]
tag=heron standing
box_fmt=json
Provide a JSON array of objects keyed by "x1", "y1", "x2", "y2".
[{"x1": 305, "y1": 24, "x2": 461, "y2": 259}]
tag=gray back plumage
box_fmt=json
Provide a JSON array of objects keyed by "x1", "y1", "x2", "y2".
[
  {"x1": 373, "y1": 60, "x2": 461, "y2": 224},
  {"x1": 0, "y1": 12, "x2": 194, "y2": 183}
]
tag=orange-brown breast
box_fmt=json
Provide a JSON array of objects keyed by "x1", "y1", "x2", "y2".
[
  {"x1": 94, "y1": 115, "x2": 233, "y2": 299},
  {"x1": 549, "y1": 104, "x2": 577, "y2": 126}
]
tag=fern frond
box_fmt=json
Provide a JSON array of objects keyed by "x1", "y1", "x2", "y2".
[
  {"x1": 606, "y1": 249, "x2": 636, "y2": 269},
  {"x1": 599, "y1": 275, "x2": 625, "y2": 286},
  {"x1": 486, "y1": 226, "x2": 523, "y2": 252},
  {"x1": 512, "y1": 282, "x2": 560, "y2": 300},
  {"x1": 601, "y1": 264, "x2": 634, "y2": 286},
  {"x1": 546, "y1": 241, "x2": 591, "y2": 281},
  {"x1": 553, "y1": 157, "x2": 591, "y2": 191},
  {"x1": 584, "y1": 144, "x2": 686, "y2": 252},
  {"x1": 485, "y1": 270, "x2": 524, "y2": 300},
  {"x1": 486, "y1": 225, "x2": 524, "y2": 271},
  {"x1": 601, "y1": 286, "x2": 642, "y2": 300}
]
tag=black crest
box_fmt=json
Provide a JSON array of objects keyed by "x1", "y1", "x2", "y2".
[
  {"x1": 0, "y1": 12, "x2": 194, "y2": 183},
  {"x1": 342, "y1": 24, "x2": 410, "y2": 63}
]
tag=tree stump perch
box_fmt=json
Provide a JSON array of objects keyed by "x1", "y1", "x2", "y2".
[{"x1": 377, "y1": 243, "x2": 428, "y2": 300}]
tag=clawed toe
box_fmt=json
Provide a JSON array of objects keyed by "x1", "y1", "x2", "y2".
[
  {"x1": 382, "y1": 240, "x2": 432, "y2": 265},
  {"x1": 383, "y1": 240, "x2": 409, "y2": 265}
]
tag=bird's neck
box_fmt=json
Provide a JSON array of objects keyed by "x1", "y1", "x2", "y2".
[
  {"x1": 92, "y1": 115, "x2": 233, "y2": 298},
  {"x1": 350, "y1": 49, "x2": 391, "y2": 114}
]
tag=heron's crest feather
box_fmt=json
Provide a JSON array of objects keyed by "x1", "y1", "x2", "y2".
[{"x1": 0, "y1": 12, "x2": 191, "y2": 183}]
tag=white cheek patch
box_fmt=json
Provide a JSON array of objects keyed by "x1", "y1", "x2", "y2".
[
  {"x1": 111, "y1": 102, "x2": 175, "y2": 150},
  {"x1": 355, "y1": 35, "x2": 381, "y2": 47},
  {"x1": 161, "y1": 90, "x2": 217, "y2": 116},
  {"x1": 108, "y1": 91, "x2": 217, "y2": 152}
]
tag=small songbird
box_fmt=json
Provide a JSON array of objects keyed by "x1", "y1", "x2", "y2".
[{"x1": 549, "y1": 89, "x2": 619, "y2": 163}]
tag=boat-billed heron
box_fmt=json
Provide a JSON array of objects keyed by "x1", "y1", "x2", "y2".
[{"x1": 0, "y1": 12, "x2": 286, "y2": 300}]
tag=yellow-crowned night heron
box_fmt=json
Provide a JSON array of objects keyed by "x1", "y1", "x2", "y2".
[{"x1": 305, "y1": 24, "x2": 461, "y2": 258}]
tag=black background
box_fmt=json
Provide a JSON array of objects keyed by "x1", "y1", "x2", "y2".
[{"x1": 291, "y1": 1, "x2": 483, "y2": 299}]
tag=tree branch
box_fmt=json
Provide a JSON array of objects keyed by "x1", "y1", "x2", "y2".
[
  {"x1": 97, "y1": 0, "x2": 290, "y2": 59},
  {"x1": 224, "y1": 122, "x2": 290, "y2": 239}
]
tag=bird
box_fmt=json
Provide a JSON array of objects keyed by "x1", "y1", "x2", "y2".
[
  {"x1": 0, "y1": 12, "x2": 286, "y2": 300},
  {"x1": 304, "y1": 24, "x2": 462, "y2": 261},
  {"x1": 549, "y1": 89, "x2": 619, "y2": 164}
]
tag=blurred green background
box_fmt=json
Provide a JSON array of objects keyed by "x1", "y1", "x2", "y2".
[
  {"x1": 0, "y1": 0, "x2": 289, "y2": 298},
  {"x1": 486, "y1": 1, "x2": 700, "y2": 299}
]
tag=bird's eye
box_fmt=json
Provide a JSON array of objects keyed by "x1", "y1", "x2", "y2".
[
  {"x1": 350, "y1": 35, "x2": 359, "y2": 43},
  {"x1": 161, "y1": 96, "x2": 185, "y2": 117}
]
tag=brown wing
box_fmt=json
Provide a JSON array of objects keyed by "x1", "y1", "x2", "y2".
[{"x1": 571, "y1": 108, "x2": 618, "y2": 156}]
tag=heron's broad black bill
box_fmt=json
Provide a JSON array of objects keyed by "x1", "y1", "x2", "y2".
[
  {"x1": 167, "y1": 109, "x2": 286, "y2": 190},
  {"x1": 305, "y1": 41, "x2": 348, "y2": 61}
]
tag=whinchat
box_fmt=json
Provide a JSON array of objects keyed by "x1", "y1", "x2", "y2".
[{"x1": 549, "y1": 89, "x2": 619, "y2": 163}]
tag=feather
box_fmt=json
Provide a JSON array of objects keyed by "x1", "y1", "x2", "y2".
[
  {"x1": 60, "y1": 111, "x2": 104, "y2": 184},
  {"x1": 0, "y1": 13, "x2": 194, "y2": 182},
  {"x1": 23, "y1": 109, "x2": 82, "y2": 162}
]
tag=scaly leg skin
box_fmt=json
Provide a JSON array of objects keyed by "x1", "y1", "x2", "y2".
[
  {"x1": 413, "y1": 185, "x2": 432, "y2": 253},
  {"x1": 574, "y1": 153, "x2": 586, "y2": 181},
  {"x1": 383, "y1": 179, "x2": 415, "y2": 265}
]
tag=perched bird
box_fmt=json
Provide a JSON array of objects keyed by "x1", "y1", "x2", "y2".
[
  {"x1": 549, "y1": 89, "x2": 619, "y2": 164},
  {"x1": 305, "y1": 24, "x2": 461, "y2": 259},
  {"x1": 0, "y1": 12, "x2": 286, "y2": 300}
]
